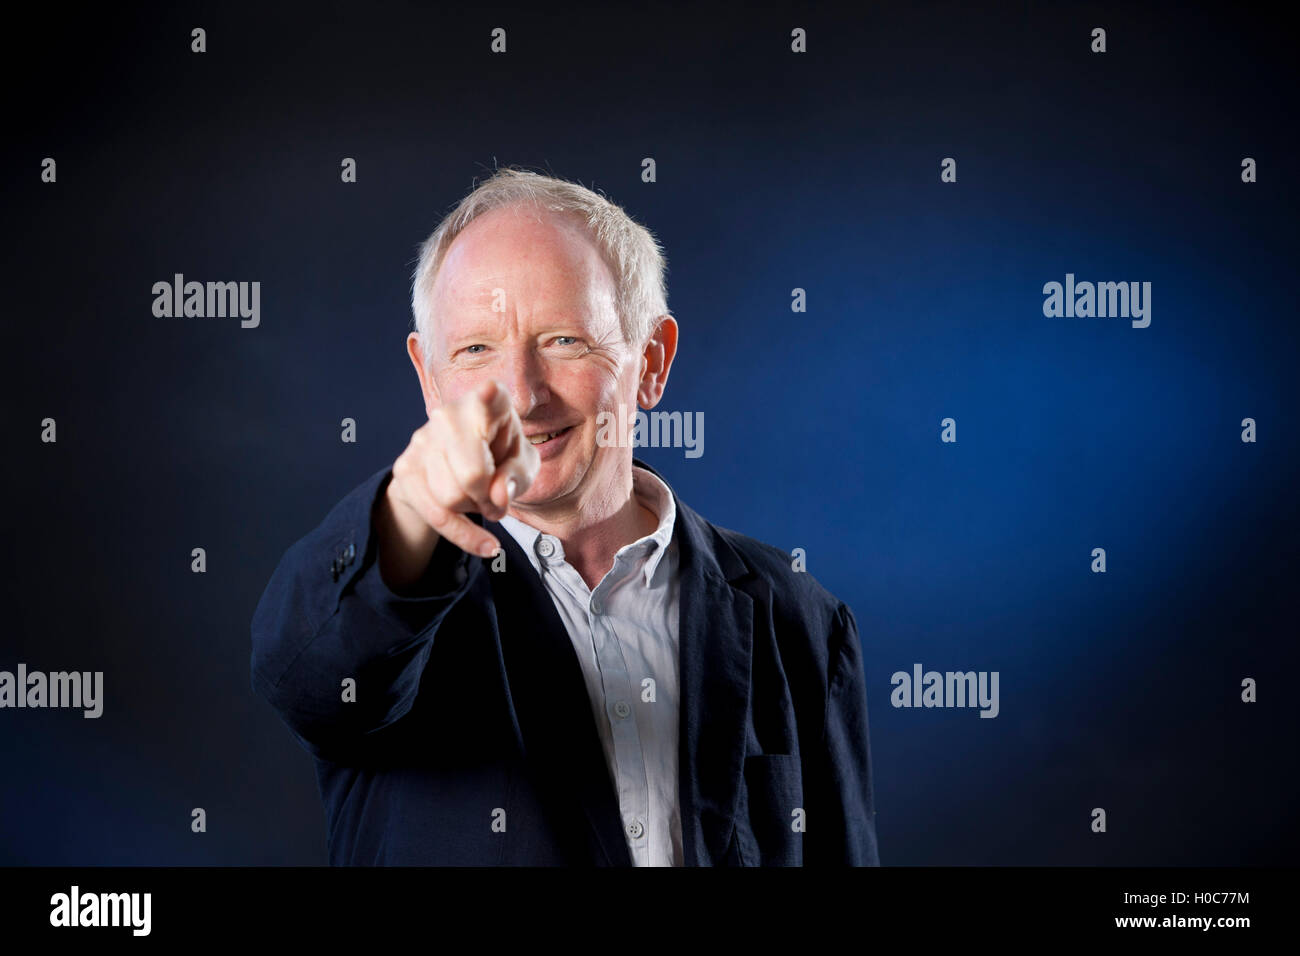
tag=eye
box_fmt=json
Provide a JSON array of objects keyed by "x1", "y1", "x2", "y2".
[
  {"x1": 464, "y1": 344, "x2": 486, "y2": 354},
  {"x1": 553, "y1": 336, "x2": 580, "y2": 346}
]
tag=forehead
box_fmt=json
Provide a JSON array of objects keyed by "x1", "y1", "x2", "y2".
[{"x1": 430, "y1": 204, "x2": 617, "y2": 326}]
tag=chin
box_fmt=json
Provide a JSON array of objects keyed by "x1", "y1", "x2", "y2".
[
  {"x1": 523, "y1": 457, "x2": 586, "y2": 506},
  {"x1": 516, "y1": 469, "x2": 562, "y2": 506}
]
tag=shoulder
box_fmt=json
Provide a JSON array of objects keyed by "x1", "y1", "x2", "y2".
[
  {"x1": 683, "y1": 507, "x2": 866, "y2": 694},
  {"x1": 689, "y1": 506, "x2": 851, "y2": 640}
]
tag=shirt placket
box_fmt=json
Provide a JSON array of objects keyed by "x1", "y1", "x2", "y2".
[{"x1": 554, "y1": 547, "x2": 653, "y2": 865}]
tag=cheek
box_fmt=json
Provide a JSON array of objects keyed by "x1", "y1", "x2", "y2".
[
  {"x1": 550, "y1": 363, "x2": 623, "y2": 412},
  {"x1": 431, "y1": 371, "x2": 480, "y2": 407},
  {"x1": 540, "y1": 349, "x2": 640, "y2": 420}
]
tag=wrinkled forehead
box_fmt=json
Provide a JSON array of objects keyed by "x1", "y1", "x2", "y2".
[{"x1": 429, "y1": 205, "x2": 619, "y2": 336}]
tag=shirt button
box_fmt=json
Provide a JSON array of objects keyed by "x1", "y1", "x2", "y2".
[
  {"x1": 591, "y1": 598, "x2": 602, "y2": 614},
  {"x1": 626, "y1": 819, "x2": 644, "y2": 839},
  {"x1": 537, "y1": 538, "x2": 555, "y2": 558},
  {"x1": 613, "y1": 700, "x2": 630, "y2": 718}
]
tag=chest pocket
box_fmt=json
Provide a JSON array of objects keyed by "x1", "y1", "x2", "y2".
[{"x1": 735, "y1": 753, "x2": 804, "y2": 866}]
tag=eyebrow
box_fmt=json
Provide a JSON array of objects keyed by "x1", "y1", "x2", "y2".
[{"x1": 447, "y1": 306, "x2": 592, "y2": 337}]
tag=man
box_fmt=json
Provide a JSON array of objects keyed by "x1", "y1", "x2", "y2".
[{"x1": 250, "y1": 167, "x2": 880, "y2": 866}]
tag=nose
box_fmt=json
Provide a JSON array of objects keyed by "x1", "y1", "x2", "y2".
[{"x1": 497, "y1": 344, "x2": 550, "y2": 417}]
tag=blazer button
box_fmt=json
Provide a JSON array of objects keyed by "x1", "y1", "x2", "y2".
[
  {"x1": 330, "y1": 558, "x2": 340, "y2": 581},
  {"x1": 344, "y1": 542, "x2": 356, "y2": 565}
]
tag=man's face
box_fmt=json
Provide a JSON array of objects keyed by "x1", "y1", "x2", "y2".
[{"x1": 415, "y1": 204, "x2": 644, "y2": 513}]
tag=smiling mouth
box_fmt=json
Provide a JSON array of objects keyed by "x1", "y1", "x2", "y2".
[{"x1": 527, "y1": 425, "x2": 574, "y2": 445}]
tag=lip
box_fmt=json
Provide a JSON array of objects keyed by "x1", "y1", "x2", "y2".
[{"x1": 527, "y1": 424, "x2": 575, "y2": 461}]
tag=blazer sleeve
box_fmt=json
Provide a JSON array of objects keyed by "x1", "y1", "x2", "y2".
[
  {"x1": 249, "y1": 466, "x2": 480, "y2": 763},
  {"x1": 807, "y1": 601, "x2": 881, "y2": 865}
]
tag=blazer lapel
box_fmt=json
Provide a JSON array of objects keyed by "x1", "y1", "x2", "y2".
[
  {"x1": 671, "y1": 494, "x2": 757, "y2": 866},
  {"x1": 484, "y1": 520, "x2": 634, "y2": 867},
  {"x1": 479, "y1": 456, "x2": 758, "y2": 868}
]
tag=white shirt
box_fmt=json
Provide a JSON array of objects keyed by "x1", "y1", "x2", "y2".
[{"x1": 498, "y1": 466, "x2": 682, "y2": 867}]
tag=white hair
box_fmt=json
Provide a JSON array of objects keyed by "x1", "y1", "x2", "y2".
[{"x1": 409, "y1": 167, "x2": 670, "y2": 377}]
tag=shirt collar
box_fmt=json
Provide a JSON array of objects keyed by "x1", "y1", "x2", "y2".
[
  {"x1": 631, "y1": 466, "x2": 676, "y2": 586},
  {"x1": 497, "y1": 465, "x2": 676, "y2": 588}
]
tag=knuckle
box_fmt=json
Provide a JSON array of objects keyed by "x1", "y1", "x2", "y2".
[
  {"x1": 468, "y1": 459, "x2": 492, "y2": 489},
  {"x1": 422, "y1": 452, "x2": 447, "y2": 487}
]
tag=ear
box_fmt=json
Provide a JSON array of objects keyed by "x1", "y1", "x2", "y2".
[
  {"x1": 407, "y1": 332, "x2": 442, "y2": 418},
  {"x1": 636, "y1": 315, "x2": 678, "y2": 410}
]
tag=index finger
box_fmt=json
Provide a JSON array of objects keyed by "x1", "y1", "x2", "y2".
[
  {"x1": 471, "y1": 379, "x2": 516, "y2": 439},
  {"x1": 486, "y1": 413, "x2": 541, "y2": 511}
]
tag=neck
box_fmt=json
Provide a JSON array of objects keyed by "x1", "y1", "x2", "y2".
[{"x1": 508, "y1": 463, "x2": 659, "y2": 591}]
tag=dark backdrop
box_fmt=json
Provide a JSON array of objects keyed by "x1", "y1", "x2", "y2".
[{"x1": 2, "y1": 0, "x2": 1296, "y2": 865}]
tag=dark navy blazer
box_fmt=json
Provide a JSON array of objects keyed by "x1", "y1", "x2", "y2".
[{"x1": 250, "y1": 459, "x2": 880, "y2": 865}]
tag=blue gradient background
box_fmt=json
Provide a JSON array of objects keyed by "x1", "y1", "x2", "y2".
[{"x1": 2, "y1": 1, "x2": 1295, "y2": 864}]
